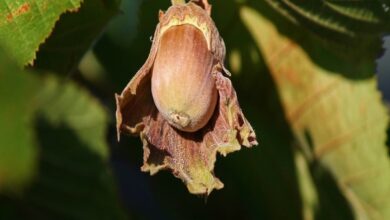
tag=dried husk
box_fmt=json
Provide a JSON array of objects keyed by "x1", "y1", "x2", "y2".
[{"x1": 115, "y1": 0, "x2": 257, "y2": 195}]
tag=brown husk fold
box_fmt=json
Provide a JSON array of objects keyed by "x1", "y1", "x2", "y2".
[{"x1": 115, "y1": 1, "x2": 257, "y2": 195}]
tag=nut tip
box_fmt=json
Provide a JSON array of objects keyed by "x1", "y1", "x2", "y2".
[{"x1": 169, "y1": 111, "x2": 191, "y2": 129}]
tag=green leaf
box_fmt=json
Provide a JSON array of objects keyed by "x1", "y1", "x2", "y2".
[
  {"x1": 262, "y1": 0, "x2": 390, "y2": 76},
  {"x1": 0, "y1": 48, "x2": 40, "y2": 191},
  {"x1": 265, "y1": 0, "x2": 390, "y2": 36},
  {"x1": 0, "y1": 47, "x2": 125, "y2": 219},
  {"x1": 33, "y1": 0, "x2": 121, "y2": 75},
  {"x1": 36, "y1": 76, "x2": 109, "y2": 158},
  {"x1": 0, "y1": 0, "x2": 83, "y2": 66},
  {"x1": 241, "y1": 5, "x2": 390, "y2": 219}
]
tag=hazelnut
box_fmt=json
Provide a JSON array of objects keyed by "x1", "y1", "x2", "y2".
[
  {"x1": 115, "y1": 0, "x2": 257, "y2": 195},
  {"x1": 151, "y1": 24, "x2": 218, "y2": 132}
]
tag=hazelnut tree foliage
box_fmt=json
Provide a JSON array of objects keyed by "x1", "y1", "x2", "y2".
[{"x1": 0, "y1": 0, "x2": 390, "y2": 219}]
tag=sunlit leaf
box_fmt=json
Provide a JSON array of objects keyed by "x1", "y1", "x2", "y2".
[
  {"x1": 0, "y1": 0, "x2": 83, "y2": 65},
  {"x1": 37, "y1": 76, "x2": 109, "y2": 158},
  {"x1": 241, "y1": 5, "x2": 390, "y2": 219}
]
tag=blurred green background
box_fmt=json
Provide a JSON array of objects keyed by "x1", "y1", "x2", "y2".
[{"x1": 0, "y1": 0, "x2": 390, "y2": 219}]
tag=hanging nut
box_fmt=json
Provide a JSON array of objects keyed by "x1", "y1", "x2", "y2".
[{"x1": 151, "y1": 24, "x2": 218, "y2": 132}]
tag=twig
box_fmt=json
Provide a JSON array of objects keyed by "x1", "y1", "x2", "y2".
[{"x1": 171, "y1": 0, "x2": 186, "y2": 5}]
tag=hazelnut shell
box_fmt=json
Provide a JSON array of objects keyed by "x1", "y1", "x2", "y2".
[{"x1": 151, "y1": 24, "x2": 218, "y2": 132}]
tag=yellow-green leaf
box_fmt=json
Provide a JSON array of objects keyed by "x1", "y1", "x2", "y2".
[
  {"x1": 0, "y1": 46, "x2": 125, "y2": 219},
  {"x1": 241, "y1": 6, "x2": 390, "y2": 219},
  {"x1": 0, "y1": 48, "x2": 40, "y2": 191}
]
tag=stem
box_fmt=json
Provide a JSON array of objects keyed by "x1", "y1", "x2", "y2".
[{"x1": 171, "y1": 0, "x2": 186, "y2": 5}]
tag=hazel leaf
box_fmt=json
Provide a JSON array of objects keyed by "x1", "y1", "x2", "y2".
[
  {"x1": 0, "y1": 48, "x2": 40, "y2": 191},
  {"x1": 241, "y1": 6, "x2": 390, "y2": 219},
  {"x1": 0, "y1": 48, "x2": 126, "y2": 218},
  {"x1": 0, "y1": 0, "x2": 83, "y2": 66}
]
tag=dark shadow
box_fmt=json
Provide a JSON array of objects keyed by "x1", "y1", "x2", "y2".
[
  {"x1": 302, "y1": 131, "x2": 354, "y2": 219},
  {"x1": 0, "y1": 116, "x2": 125, "y2": 220},
  {"x1": 32, "y1": 0, "x2": 120, "y2": 76},
  {"x1": 310, "y1": 160, "x2": 355, "y2": 220},
  {"x1": 94, "y1": 0, "x2": 171, "y2": 91},
  {"x1": 146, "y1": 143, "x2": 171, "y2": 166},
  {"x1": 214, "y1": 12, "x2": 304, "y2": 220},
  {"x1": 109, "y1": 120, "x2": 172, "y2": 220},
  {"x1": 246, "y1": 1, "x2": 384, "y2": 79}
]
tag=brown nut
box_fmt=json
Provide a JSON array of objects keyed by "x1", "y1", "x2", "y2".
[{"x1": 151, "y1": 24, "x2": 218, "y2": 132}]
